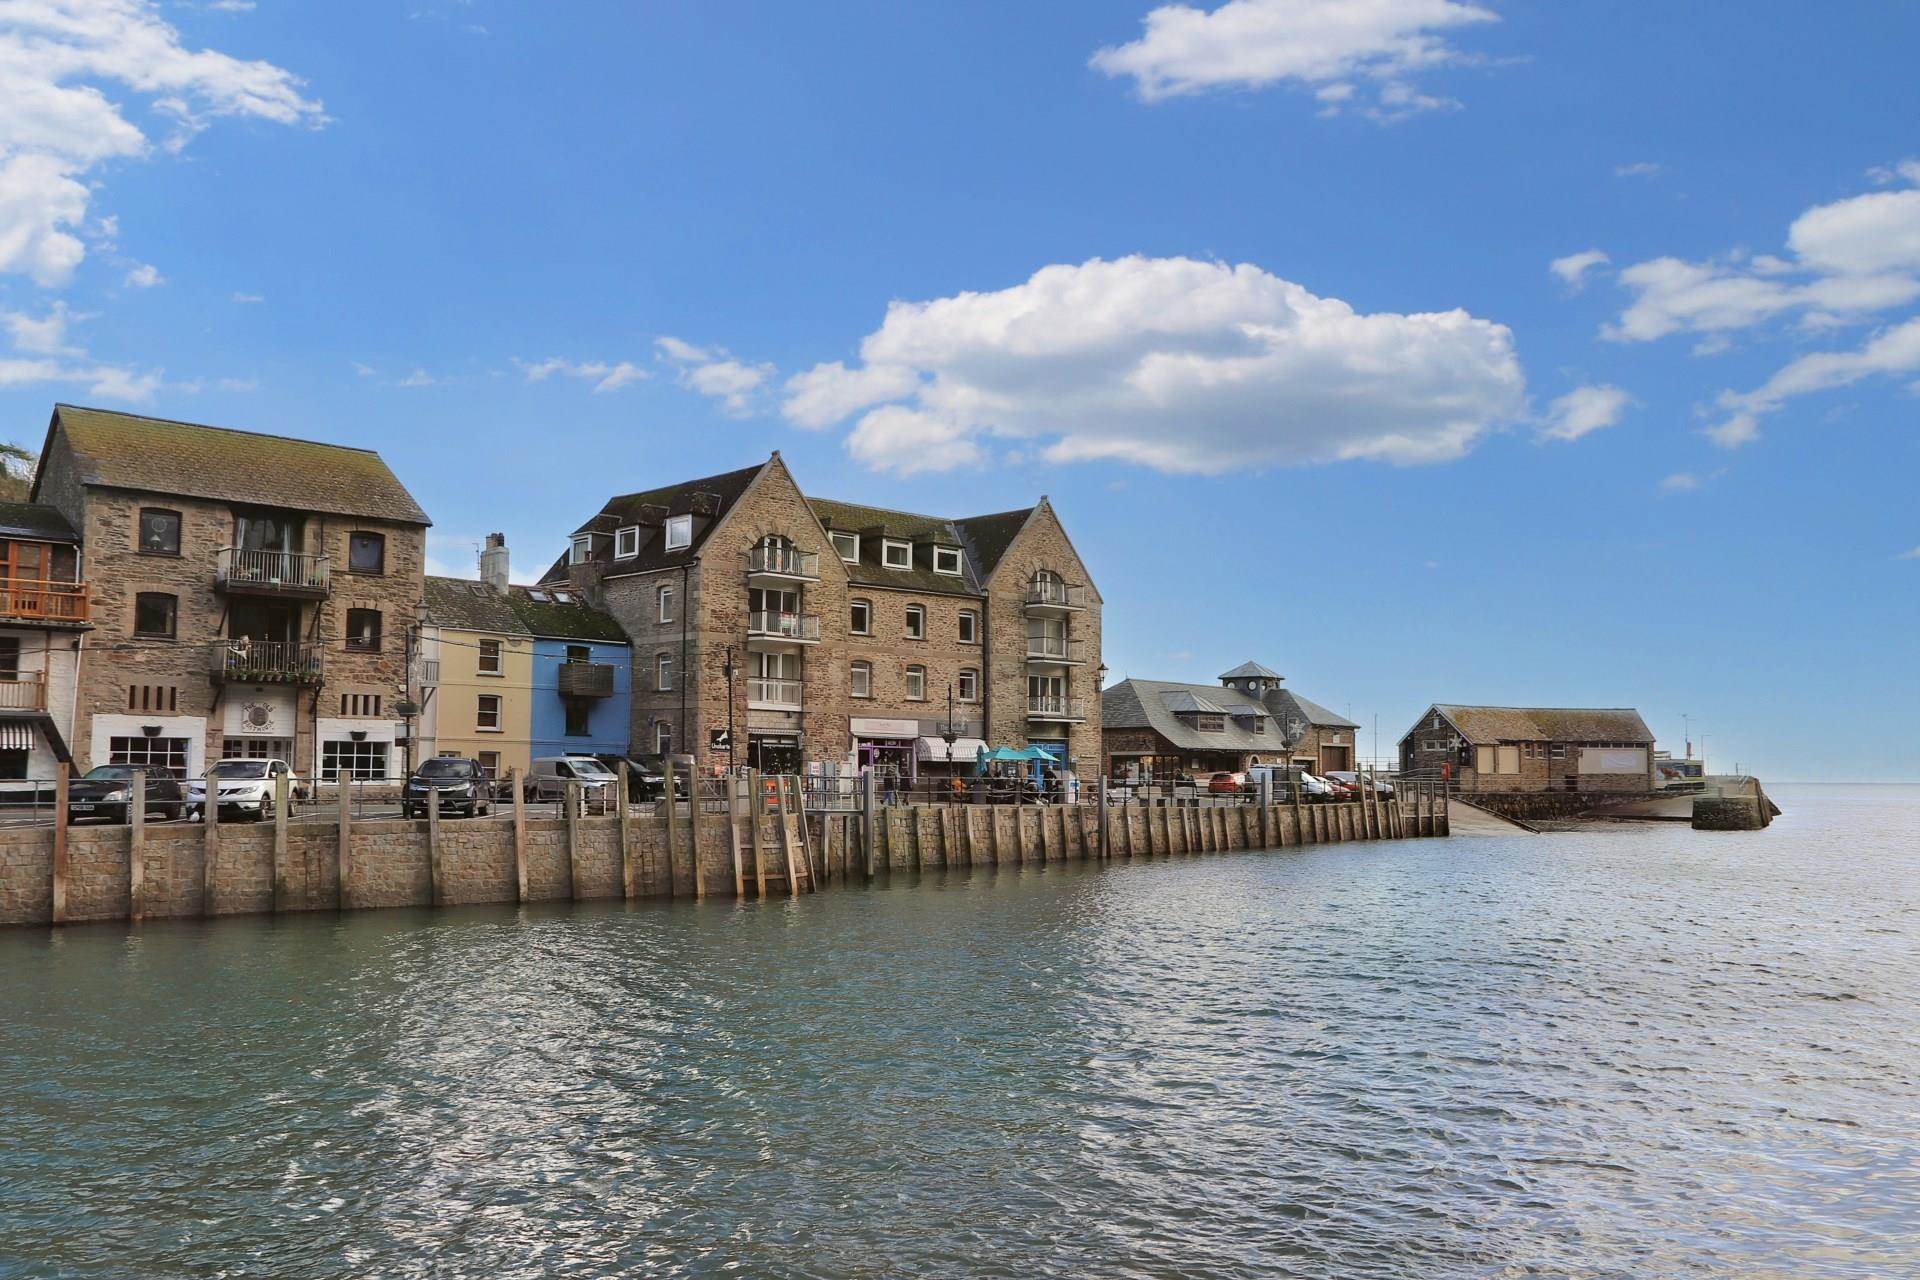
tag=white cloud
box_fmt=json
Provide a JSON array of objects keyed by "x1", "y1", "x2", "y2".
[
  {"x1": 1708, "y1": 315, "x2": 1920, "y2": 448},
  {"x1": 1538, "y1": 383, "x2": 1631, "y2": 442},
  {"x1": 0, "y1": 0, "x2": 324, "y2": 285},
  {"x1": 655, "y1": 336, "x2": 773, "y2": 416},
  {"x1": 1659, "y1": 471, "x2": 1701, "y2": 493},
  {"x1": 515, "y1": 356, "x2": 649, "y2": 393},
  {"x1": 1, "y1": 297, "x2": 157, "y2": 399},
  {"x1": 1899, "y1": 544, "x2": 1920, "y2": 561},
  {"x1": 784, "y1": 254, "x2": 1524, "y2": 475},
  {"x1": 1868, "y1": 158, "x2": 1920, "y2": 187},
  {"x1": 1786, "y1": 187, "x2": 1920, "y2": 279},
  {"x1": 123, "y1": 261, "x2": 162, "y2": 287},
  {"x1": 396, "y1": 368, "x2": 436, "y2": 388},
  {"x1": 230, "y1": 291, "x2": 262, "y2": 303},
  {"x1": 1614, "y1": 161, "x2": 1661, "y2": 179},
  {"x1": 1091, "y1": 0, "x2": 1497, "y2": 119},
  {"x1": 3, "y1": 301, "x2": 81, "y2": 354},
  {"x1": 1550, "y1": 248, "x2": 1609, "y2": 291}
]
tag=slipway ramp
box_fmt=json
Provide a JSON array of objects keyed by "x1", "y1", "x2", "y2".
[{"x1": 1447, "y1": 799, "x2": 1537, "y2": 835}]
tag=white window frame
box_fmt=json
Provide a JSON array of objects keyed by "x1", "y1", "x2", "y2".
[
  {"x1": 664, "y1": 514, "x2": 692, "y2": 550},
  {"x1": 658, "y1": 584, "x2": 674, "y2": 623},
  {"x1": 850, "y1": 599, "x2": 871, "y2": 635},
  {"x1": 881, "y1": 538, "x2": 912, "y2": 570},
  {"x1": 958, "y1": 609, "x2": 977, "y2": 644},
  {"x1": 654, "y1": 721, "x2": 672, "y2": 754},
  {"x1": 905, "y1": 665, "x2": 926, "y2": 701},
  {"x1": 656, "y1": 652, "x2": 673, "y2": 692},
  {"x1": 569, "y1": 534, "x2": 592, "y2": 565},
  {"x1": 850, "y1": 661, "x2": 872, "y2": 699},
  {"x1": 477, "y1": 693, "x2": 502, "y2": 732},
  {"x1": 830, "y1": 531, "x2": 859, "y2": 563},
  {"x1": 478, "y1": 638, "x2": 502, "y2": 676},
  {"x1": 614, "y1": 526, "x2": 640, "y2": 559},
  {"x1": 958, "y1": 668, "x2": 978, "y2": 702},
  {"x1": 904, "y1": 604, "x2": 925, "y2": 640},
  {"x1": 932, "y1": 546, "x2": 962, "y2": 576}
]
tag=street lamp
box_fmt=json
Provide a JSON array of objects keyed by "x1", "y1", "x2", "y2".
[
  {"x1": 941, "y1": 682, "x2": 960, "y2": 761},
  {"x1": 722, "y1": 644, "x2": 737, "y2": 770}
]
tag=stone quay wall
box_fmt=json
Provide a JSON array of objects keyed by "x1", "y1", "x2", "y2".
[{"x1": 2, "y1": 793, "x2": 1448, "y2": 928}]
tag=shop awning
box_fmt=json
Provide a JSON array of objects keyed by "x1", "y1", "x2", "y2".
[
  {"x1": 917, "y1": 736, "x2": 987, "y2": 763},
  {"x1": 0, "y1": 720, "x2": 35, "y2": 750}
]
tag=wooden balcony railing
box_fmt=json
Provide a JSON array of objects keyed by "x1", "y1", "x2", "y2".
[
  {"x1": 556, "y1": 661, "x2": 615, "y2": 699},
  {"x1": 215, "y1": 547, "x2": 331, "y2": 594},
  {"x1": 208, "y1": 640, "x2": 324, "y2": 685},
  {"x1": 0, "y1": 673, "x2": 48, "y2": 711},
  {"x1": 0, "y1": 577, "x2": 89, "y2": 624}
]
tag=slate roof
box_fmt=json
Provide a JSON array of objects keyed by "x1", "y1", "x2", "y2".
[
  {"x1": 505, "y1": 585, "x2": 628, "y2": 643},
  {"x1": 1103, "y1": 679, "x2": 1285, "y2": 754},
  {"x1": 423, "y1": 576, "x2": 628, "y2": 645},
  {"x1": 42, "y1": 404, "x2": 430, "y2": 525},
  {"x1": 1428, "y1": 704, "x2": 1654, "y2": 745},
  {"x1": 809, "y1": 497, "x2": 986, "y2": 595},
  {"x1": 1265, "y1": 688, "x2": 1358, "y2": 732},
  {"x1": 0, "y1": 501, "x2": 77, "y2": 543},
  {"x1": 953, "y1": 508, "x2": 1034, "y2": 581},
  {"x1": 1220, "y1": 660, "x2": 1281, "y2": 681},
  {"x1": 1160, "y1": 689, "x2": 1228, "y2": 715},
  {"x1": 545, "y1": 461, "x2": 767, "y2": 583}
]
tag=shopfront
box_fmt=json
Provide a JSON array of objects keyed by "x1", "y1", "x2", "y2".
[
  {"x1": 852, "y1": 717, "x2": 919, "y2": 784},
  {"x1": 748, "y1": 732, "x2": 802, "y2": 774}
]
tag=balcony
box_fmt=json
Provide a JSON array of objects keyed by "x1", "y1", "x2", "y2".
[
  {"x1": 1027, "y1": 695, "x2": 1087, "y2": 723},
  {"x1": 556, "y1": 660, "x2": 615, "y2": 699},
  {"x1": 1025, "y1": 635, "x2": 1087, "y2": 665},
  {"x1": 0, "y1": 673, "x2": 48, "y2": 712},
  {"x1": 209, "y1": 639, "x2": 323, "y2": 686},
  {"x1": 747, "y1": 610, "x2": 820, "y2": 648},
  {"x1": 747, "y1": 677, "x2": 803, "y2": 710},
  {"x1": 416, "y1": 659, "x2": 440, "y2": 688},
  {"x1": 215, "y1": 547, "x2": 331, "y2": 597},
  {"x1": 0, "y1": 577, "x2": 89, "y2": 627},
  {"x1": 1024, "y1": 580, "x2": 1087, "y2": 614},
  {"x1": 747, "y1": 544, "x2": 820, "y2": 583}
]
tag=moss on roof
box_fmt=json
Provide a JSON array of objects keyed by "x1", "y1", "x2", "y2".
[
  {"x1": 0, "y1": 500, "x2": 77, "y2": 542},
  {"x1": 504, "y1": 585, "x2": 628, "y2": 643},
  {"x1": 47, "y1": 404, "x2": 430, "y2": 526},
  {"x1": 423, "y1": 575, "x2": 524, "y2": 634}
]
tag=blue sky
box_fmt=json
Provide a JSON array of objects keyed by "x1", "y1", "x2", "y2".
[{"x1": 1, "y1": 1, "x2": 1915, "y2": 780}]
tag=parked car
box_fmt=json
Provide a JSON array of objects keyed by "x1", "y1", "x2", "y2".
[
  {"x1": 571, "y1": 752, "x2": 683, "y2": 801},
  {"x1": 67, "y1": 764, "x2": 186, "y2": 823},
  {"x1": 1207, "y1": 771, "x2": 1244, "y2": 795},
  {"x1": 1326, "y1": 770, "x2": 1394, "y2": 797},
  {"x1": 525, "y1": 755, "x2": 618, "y2": 804},
  {"x1": 402, "y1": 757, "x2": 493, "y2": 819},
  {"x1": 188, "y1": 758, "x2": 301, "y2": 822},
  {"x1": 1297, "y1": 772, "x2": 1340, "y2": 802}
]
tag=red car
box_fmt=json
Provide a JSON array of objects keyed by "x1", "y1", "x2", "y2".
[{"x1": 1207, "y1": 772, "x2": 1244, "y2": 795}]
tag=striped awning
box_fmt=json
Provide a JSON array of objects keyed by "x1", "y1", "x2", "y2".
[{"x1": 0, "y1": 721, "x2": 35, "y2": 750}]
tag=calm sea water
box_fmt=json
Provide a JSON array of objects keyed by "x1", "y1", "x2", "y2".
[{"x1": 3, "y1": 786, "x2": 1916, "y2": 1279}]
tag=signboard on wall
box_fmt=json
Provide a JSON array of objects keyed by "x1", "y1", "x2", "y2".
[
  {"x1": 851, "y1": 718, "x2": 919, "y2": 739},
  {"x1": 1580, "y1": 748, "x2": 1648, "y2": 774},
  {"x1": 222, "y1": 689, "x2": 294, "y2": 737}
]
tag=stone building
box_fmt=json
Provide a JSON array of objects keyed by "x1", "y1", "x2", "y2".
[
  {"x1": 0, "y1": 500, "x2": 90, "y2": 795},
  {"x1": 416, "y1": 540, "x2": 630, "y2": 781},
  {"x1": 1397, "y1": 704, "x2": 1656, "y2": 793},
  {"x1": 28, "y1": 405, "x2": 430, "y2": 784},
  {"x1": 1101, "y1": 660, "x2": 1357, "y2": 781},
  {"x1": 543, "y1": 452, "x2": 1102, "y2": 781}
]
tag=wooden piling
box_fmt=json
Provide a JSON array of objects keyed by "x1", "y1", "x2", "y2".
[
  {"x1": 203, "y1": 767, "x2": 221, "y2": 918},
  {"x1": 687, "y1": 760, "x2": 706, "y2": 900},
  {"x1": 749, "y1": 770, "x2": 767, "y2": 898},
  {"x1": 427, "y1": 782, "x2": 443, "y2": 907},
  {"x1": 778, "y1": 778, "x2": 802, "y2": 896},
  {"x1": 661, "y1": 767, "x2": 678, "y2": 898},
  {"x1": 128, "y1": 769, "x2": 147, "y2": 925},
  {"x1": 271, "y1": 771, "x2": 290, "y2": 912},
  {"x1": 510, "y1": 768, "x2": 528, "y2": 902},
  {"x1": 49, "y1": 763, "x2": 69, "y2": 925},
  {"x1": 564, "y1": 780, "x2": 581, "y2": 900},
  {"x1": 336, "y1": 775, "x2": 351, "y2": 910},
  {"x1": 617, "y1": 761, "x2": 635, "y2": 899},
  {"x1": 727, "y1": 776, "x2": 747, "y2": 897}
]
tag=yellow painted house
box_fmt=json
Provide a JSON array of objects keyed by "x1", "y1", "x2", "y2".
[{"x1": 417, "y1": 574, "x2": 537, "y2": 780}]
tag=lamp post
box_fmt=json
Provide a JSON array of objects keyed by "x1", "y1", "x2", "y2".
[
  {"x1": 396, "y1": 598, "x2": 429, "y2": 779},
  {"x1": 722, "y1": 644, "x2": 737, "y2": 770},
  {"x1": 941, "y1": 682, "x2": 959, "y2": 765}
]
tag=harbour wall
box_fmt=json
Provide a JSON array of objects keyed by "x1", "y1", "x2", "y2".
[{"x1": 1, "y1": 794, "x2": 1448, "y2": 928}]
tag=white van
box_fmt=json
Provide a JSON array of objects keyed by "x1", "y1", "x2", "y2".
[{"x1": 525, "y1": 755, "x2": 618, "y2": 802}]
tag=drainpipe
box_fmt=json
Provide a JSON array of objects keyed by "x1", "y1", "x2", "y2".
[{"x1": 678, "y1": 564, "x2": 689, "y2": 761}]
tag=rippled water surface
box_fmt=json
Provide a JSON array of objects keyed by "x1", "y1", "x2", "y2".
[{"x1": 4, "y1": 786, "x2": 1918, "y2": 1278}]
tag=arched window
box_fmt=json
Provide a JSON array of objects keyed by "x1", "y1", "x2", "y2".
[
  {"x1": 1030, "y1": 568, "x2": 1068, "y2": 607},
  {"x1": 755, "y1": 533, "x2": 798, "y2": 575}
]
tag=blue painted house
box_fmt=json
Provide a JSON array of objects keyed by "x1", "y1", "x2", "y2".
[{"x1": 505, "y1": 585, "x2": 633, "y2": 761}]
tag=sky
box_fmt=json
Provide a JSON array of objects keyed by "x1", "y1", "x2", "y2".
[{"x1": 0, "y1": 0, "x2": 1915, "y2": 782}]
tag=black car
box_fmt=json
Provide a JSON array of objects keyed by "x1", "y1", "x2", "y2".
[
  {"x1": 402, "y1": 757, "x2": 493, "y2": 818},
  {"x1": 576, "y1": 753, "x2": 684, "y2": 801},
  {"x1": 67, "y1": 764, "x2": 186, "y2": 823}
]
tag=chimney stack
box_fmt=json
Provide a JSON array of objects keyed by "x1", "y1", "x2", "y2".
[{"x1": 479, "y1": 532, "x2": 509, "y2": 595}]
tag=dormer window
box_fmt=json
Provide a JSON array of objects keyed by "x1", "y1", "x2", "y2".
[
  {"x1": 932, "y1": 546, "x2": 962, "y2": 576},
  {"x1": 614, "y1": 526, "x2": 640, "y2": 559},
  {"x1": 569, "y1": 535, "x2": 592, "y2": 565},
  {"x1": 665, "y1": 514, "x2": 692, "y2": 550},
  {"x1": 830, "y1": 530, "x2": 859, "y2": 562},
  {"x1": 1195, "y1": 714, "x2": 1225, "y2": 733},
  {"x1": 881, "y1": 539, "x2": 912, "y2": 570}
]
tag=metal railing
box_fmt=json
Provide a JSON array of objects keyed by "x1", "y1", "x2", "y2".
[
  {"x1": 0, "y1": 674, "x2": 47, "y2": 711},
  {"x1": 747, "y1": 610, "x2": 820, "y2": 642},
  {"x1": 0, "y1": 577, "x2": 89, "y2": 623},
  {"x1": 416, "y1": 659, "x2": 441, "y2": 687},
  {"x1": 1024, "y1": 635, "x2": 1086, "y2": 663},
  {"x1": 215, "y1": 547, "x2": 331, "y2": 592},
  {"x1": 208, "y1": 639, "x2": 324, "y2": 684},
  {"x1": 1026, "y1": 695, "x2": 1086, "y2": 720},
  {"x1": 747, "y1": 677, "x2": 803, "y2": 708},
  {"x1": 748, "y1": 544, "x2": 820, "y2": 579},
  {"x1": 1024, "y1": 579, "x2": 1085, "y2": 609}
]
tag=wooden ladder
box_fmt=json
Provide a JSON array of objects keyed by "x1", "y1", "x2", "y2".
[{"x1": 728, "y1": 773, "x2": 818, "y2": 897}]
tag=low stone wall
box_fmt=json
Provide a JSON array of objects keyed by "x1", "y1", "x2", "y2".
[
  {"x1": 1459, "y1": 790, "x2": 1660, "y2": 824},
  {"x1": 2, "y1": 793, "x2": 1447, "y2": 927}
]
